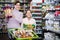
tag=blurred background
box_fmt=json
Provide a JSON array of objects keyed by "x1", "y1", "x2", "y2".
[{"x1": 0, "y1": 0, "x2": 60, "y2": 40}]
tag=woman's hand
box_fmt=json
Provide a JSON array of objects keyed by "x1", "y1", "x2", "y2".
[{"x1": 4, "y1": 8, "x2": 13, "y2": 18}]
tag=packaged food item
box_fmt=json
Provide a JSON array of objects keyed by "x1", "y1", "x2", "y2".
[
  {"x1": 44, "y1": 13, "x2": 54, "y2": 19},
  {"x1": 44, "y1": 33, "x2": 55, "y2": 40},
  {"x1": 53, "y1": 21, "x2": 59, "y2": 31},
  {"x1": 23, "y1": 24, "x2": 35, "y2": 30},
  {"x1": 3, "y1": 6, "x2": 12, "y2": 18},
  {"x1": 54, "y1": 11, "x2": 60, "y2": 16},
  {"x1": 12, "y1": 29, "x2": 34, "y2": 38},
  {"x1": 4, "y1": 8, "x2": 12, "y2": 17},
  {"x1": 32, "y1": 0, "x2": 42, "y2": 3}
]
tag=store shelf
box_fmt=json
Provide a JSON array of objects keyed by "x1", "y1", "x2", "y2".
[
  {"x1": 43, "y1": 28, "x2": 60, "y2": 34},
  {"x1": 43, "y1": 18, "x2": 60, "y2": 21},
  {"x1": 34, "y1": 29, "x2": 44, "y2": 38},
  {"x1": 36, "y1": 22, "x2": 42, "y2": 24},
  {"x1": 32, "y1": 6, "x2": 42, "y2": 7},
  {"x1": 36, "y1": 24, "x2": 42, "y2": 26},
  {"x1": 32, "y1": 13, "x2": 42, "y2": 15},
  {"x1": 31, "y1": 1, "x2": 43, "y2": 28},
  {"x1": 33, "y1": 17, "x2": 42, "y2": 18},
  {"x1": 36, "y1": 20, "x2": 42, "y2": 21},
  {"x1": 21, "y1": 2, "x2": 30, "y2": 4},
  {"x1": 0, "y1": 2, "x2": 13, "y2": 4},
  {"x1": 54, "y1": 18, "x2": 60, "y2": 21},
  {"x1": 47, "y1": 9, "x2": 60, "y2": 12},
  {"x1": 36, "y1": 21, "x2": 42, "y2": 24},
  {"x1": 31, "y1": 10, "x2": 42, "y2": 12},
  {"x1": 0, "y1": 2, "x2": 30, "y2": 4},
  {"x1": 34, "y1": 17, "x2": 42, "y2": 19},
  {"x1": 32, "y1": 9, "x2": 42, "y2": 10}
]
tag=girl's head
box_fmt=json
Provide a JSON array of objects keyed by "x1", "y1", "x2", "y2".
[{"x1": 26, "y1": 10, "x2": 32, "y2": 18}]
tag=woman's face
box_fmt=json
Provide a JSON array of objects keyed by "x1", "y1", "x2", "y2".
[
  {"x1": 26, "y1": 10, "x2": 32, "y2": 18},
  {"x1": 15, "y1": 3, "x2": 20, "y2": 10}
]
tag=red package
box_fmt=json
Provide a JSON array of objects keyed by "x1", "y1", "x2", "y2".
[{"x1": 54, "y1": 11, "x2": 60, "y2": 16}]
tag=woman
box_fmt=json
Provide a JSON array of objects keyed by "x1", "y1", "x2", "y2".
[
  {"x1": 5, "y1": 1, "x2": 23, "y2": 28},
  {"x1": 4, "y1": 1, "x2": 23, "y2": 39},
  {"x1": 22, "y1": 10, "x2": 36, "y2": 30}
]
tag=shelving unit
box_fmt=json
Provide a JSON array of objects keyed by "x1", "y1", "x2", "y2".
[
  {"x1": 30, "y1": 0, "x2": 43, "y2": 35},
  {"x1": 42, "y1": 0, "x2": 60, "y2": 40},
  {"x1": 43, "y1": 0, "x2": 60, "y2": 26}
]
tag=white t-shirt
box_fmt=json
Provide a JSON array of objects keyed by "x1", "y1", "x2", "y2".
[{"x1": 22, "y1": 17, "x2": 36, "y2": 29}]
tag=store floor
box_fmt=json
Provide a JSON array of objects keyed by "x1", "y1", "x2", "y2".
[
  {"x1": 0, "y1": 33, "x2": 10, "y2": 40},
  {"x1": 0, "y1": 33, "x2": 44, "y2": 40}
]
